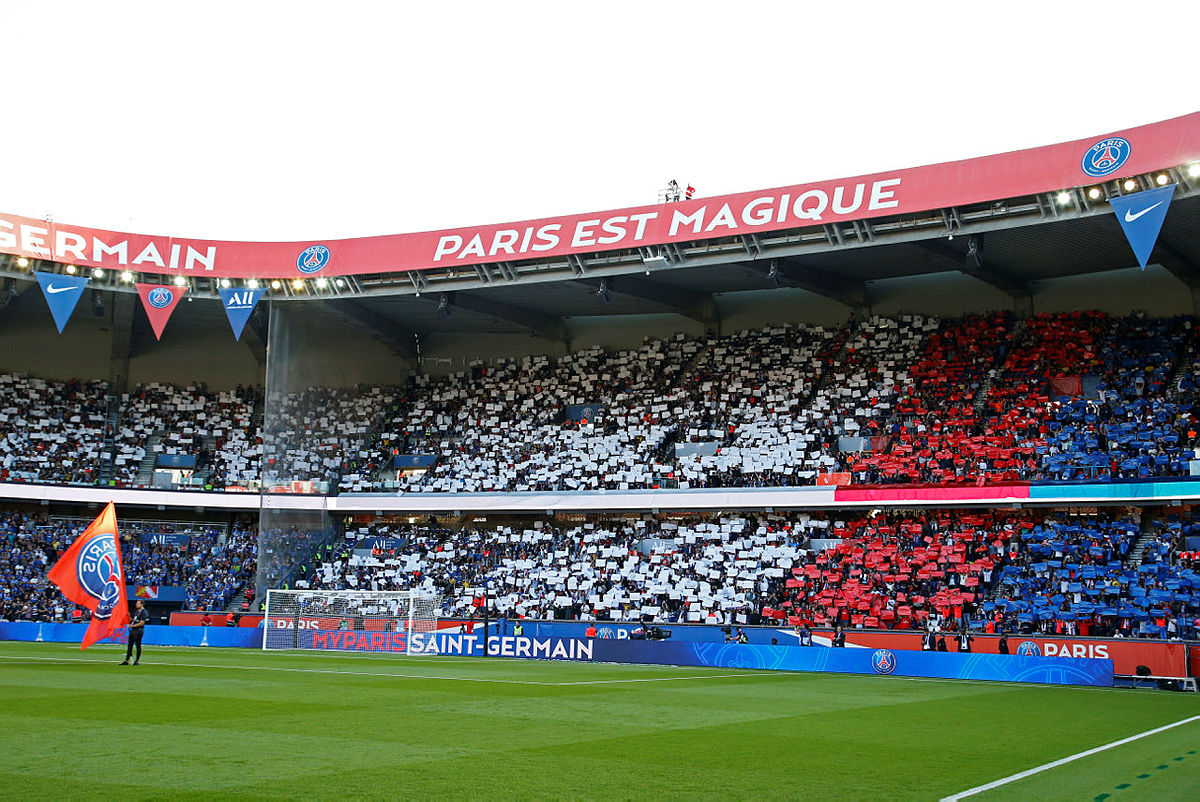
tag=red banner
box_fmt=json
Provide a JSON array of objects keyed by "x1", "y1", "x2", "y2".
[
  {"x1": 136, "y1": 283, "x2": 186, "y2": 340},
  {"x1": 1049, "y1": 375, "x2": 1083, "y2": 396},
  {"x1": 169, "y1": 612, "x2": 264, "y2": 627},
  {"x1": 2, "y1": 113, "x2": 1198, "y2": 280}
]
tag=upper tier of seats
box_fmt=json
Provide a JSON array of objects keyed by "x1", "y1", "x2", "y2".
[{"x1": 3, "y1": 311, "x2": 1199, "y2": 493}]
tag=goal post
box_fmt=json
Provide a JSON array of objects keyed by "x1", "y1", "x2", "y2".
[{"x1": 262, "y1": 589, "x2": 444, "y2": 654}]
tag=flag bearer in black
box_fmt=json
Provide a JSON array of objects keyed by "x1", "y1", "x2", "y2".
[{"x1": 121, "y1": 600, "x2": 149, "y2": 665}]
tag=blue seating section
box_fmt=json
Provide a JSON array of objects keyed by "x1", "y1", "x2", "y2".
[{"x1": 1040, "y1": 316, "x2": 1198, "y2": 481}]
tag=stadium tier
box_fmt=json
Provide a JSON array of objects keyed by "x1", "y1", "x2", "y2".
[
  {"x1": 3, "y1": 311, "x2": 1200, "y2": 493},
  {"x1": 0, "y1": 510, "x2": 256, "y2": 621},
  {"x1": 5, "y1": 500, "x2": 1196, "y2": 642}
]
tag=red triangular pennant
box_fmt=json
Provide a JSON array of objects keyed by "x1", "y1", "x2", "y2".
[{"x1": 136, "y1": 283, "x2": 186, "y2": 340}]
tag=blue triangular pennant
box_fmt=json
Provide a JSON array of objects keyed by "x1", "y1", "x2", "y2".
[
  {"x1": 34, "y1": 271, "x2": 89, "y2": 333},
  {"x1": 219, "y1": 287, "x2": 266, "y2": 340},
  {"x1": 1109, "y1": 184, "x2": 1175, "y2": 270}
]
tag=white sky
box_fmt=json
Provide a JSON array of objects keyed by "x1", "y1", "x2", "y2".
[{"x1": 0, "y1": 1, "x2": 1194, "y2": 242}]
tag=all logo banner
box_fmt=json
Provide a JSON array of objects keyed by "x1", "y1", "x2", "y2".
[
  {"x1": 34, "y1": 271, "x2": 89, "y2": 333},
  {"x1": 219, "y1": 287, "x2": 265, "y2": 340},
  {"x1": 1109, "y1": 184, "x2": 1176, "y2": 269},
  {"x1": 135, "y1": 283, "x2": 186, "y2": 340}
]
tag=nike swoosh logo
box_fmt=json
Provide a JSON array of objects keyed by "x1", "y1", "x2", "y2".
[
  {"x1": 46, "y1": 286, "x2": 76, "y2": 294},
  {"x1": 1124, "y1": 201, "x2": 1165, "y2": 223}
]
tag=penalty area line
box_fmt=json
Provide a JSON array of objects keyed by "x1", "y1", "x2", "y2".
[{"x1": 939, "y1": 715, "x2": 1200, "y2": 801}]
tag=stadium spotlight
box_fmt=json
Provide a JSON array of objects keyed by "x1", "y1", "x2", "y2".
[
  {"x1": 1123, "y1": 178, "x2": 1137, "y2": 191},
  {"x1": 65, "y1": 264, "x2": 77, "y2": 274},
  {"x1": 173, "y1": 275, "x2": 187, "y2": 287},
  {"x1": 91, "y1": 267, "x2": 104, "y2": 279},
  {"x1": 220, "y1": 278, "x2": 231, "y2": 288},
  {"x1": 1087, "y1": 187, "x2": 1102, "y2": 200},
  {"x1": 247, "y1": 279, "x2": 259, "y2": 289},
  {"x1": 335, "y1": 278, "x2": 345, "y2": 288},
  {"x1": 642, "y1": 254, "x2": 669, "y2": 273},
  {"x1": 1055, "y1": 191, "x2": 1072, "y2": 206},
  {"x1": 16, "y1": 257, "x2": 29, "y2": 268},
  {"x1": 1188, "y1": 163, "x2": 1200, "y2": 178},
  {"x1": 291, "y1": 279, "x2": 304, "y2": 291},
  {"x1": 316, "y1": 277, "x2": 329, "y2": 289},
  {"x1": 1155, "y1": 174, "x2": 1170, "y2": 186},
  {"x1": 270, "y1": 280, "x2": 282, "y2": 290},
  {"x1": 121, "y1": 270, "x2": 133, "y2": 283}
]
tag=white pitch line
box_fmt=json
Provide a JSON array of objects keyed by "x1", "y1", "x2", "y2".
[
  {"x1": 0, "y1": 653, "x2": 777, "y2": 687},
  {"x1": 554, "y1": 672, "x2": 789, "y2": 686},
  {"x1": 0, "y1": 653, "x2": 556, "y2": 686},
  {"x1": 939, "y1": 715, "x2": 1200, "y2": 801}
]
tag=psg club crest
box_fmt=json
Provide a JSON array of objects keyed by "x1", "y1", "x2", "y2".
[
  {"x1": 76, "y1": 534, "x2": 122, "y2": 619},
  {"x1": 297, "y1": 244, "x2": 331, "y2": 274},
  {"x1": 1081, "y1": 137, "x2": 1131, "y2": 178},
  {"x1": 1016, "y1": 641, "x2": 1042, "y2": 656},
  {"x1": 870, "y1": 648, "x2": 897, "y2": 674},
  {"x1": 147, "y1": 287, "x2": 174, "y2": 309}
]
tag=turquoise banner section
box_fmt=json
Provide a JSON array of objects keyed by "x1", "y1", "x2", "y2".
[{"x1": 1029, "y1": 480, "x2": 1200, "y2": 501}]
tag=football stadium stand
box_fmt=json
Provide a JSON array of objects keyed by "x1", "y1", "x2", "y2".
[
  {"x1": 6, "y1": 312, "x2": 1200, "y2": 493},
  {"x1": 268, "y1": 508, "x2": 1199, "y2": 640}
]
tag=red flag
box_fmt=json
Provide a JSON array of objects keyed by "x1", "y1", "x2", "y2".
[
  {"x1": 135, "y1": 283, "x2": 186, "y2": 340},
  {"x1": 685, "y1": 185, "x2": 696, "y2": 199},
  {"x1": 47, "y1": 502, "x2": 130, "y2": 649}
]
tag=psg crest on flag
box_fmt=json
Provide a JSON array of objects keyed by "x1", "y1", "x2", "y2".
[
  {"x1": 870, "y1": 648, "x2": 897, "y2": 674},
  {"x1": 147, "y1": 287, "x2": 174, "y2": 309},
  {"x1": 76, "y1": 534, "x2": 123, "y2": 619},
  {"x1": 1080, "y1": 137, "x2": 1131, "y2": 177},
  {"x1": 297, "y1": 244, "x2": 331, "y2": 274}
]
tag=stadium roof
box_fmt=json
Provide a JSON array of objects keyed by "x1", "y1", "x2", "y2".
[{"x1": 2, "y1": 113, "x2": 1198, "y2": 340}]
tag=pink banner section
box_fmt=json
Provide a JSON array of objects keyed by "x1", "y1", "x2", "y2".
[
  {"x1": 1, "y1": 113, "x2": 1198, "y2": 280},
  {"x1": 834, "y1": 485, "x2": 1032, "y2": 503}
]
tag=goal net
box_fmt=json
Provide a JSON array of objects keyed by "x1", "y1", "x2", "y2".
[{"x1": 262, "y1": 589, "x2": 444, "y2": 654}]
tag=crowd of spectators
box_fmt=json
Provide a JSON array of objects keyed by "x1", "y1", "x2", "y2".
[
  {"x1": 302, "y1": 513, "x2": 820, "y2": 623},
  {"x1": 301, "y1": 507, "x2": 1198, "y2": 639},
  {"x1": 3, "y1": 499, "x2": 1197, "y2": 641},
  {"x1": 184, "y1": 519, "x2": 258, "y2": 611},
  {"x1": 2, "y1": 311, "x2": 1200, "y2": 494},
  {"x1": 0, "y1": 509, "x2": 257, "y2": 621},
  {"x1": 114, "y1": 382, "x2": 262, "y2": 487},
  {"x1": 0, "y1": 374, "x2": 108, "y2": 485}
]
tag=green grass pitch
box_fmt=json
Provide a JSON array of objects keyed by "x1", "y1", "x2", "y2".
[{"x1": 0, "y1": 641, "x2": 1197, "y2": 800}]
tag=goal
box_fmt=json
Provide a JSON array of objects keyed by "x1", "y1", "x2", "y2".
[{"x1": 262, "y1": 589, "x2": 444, "y2": 653}]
